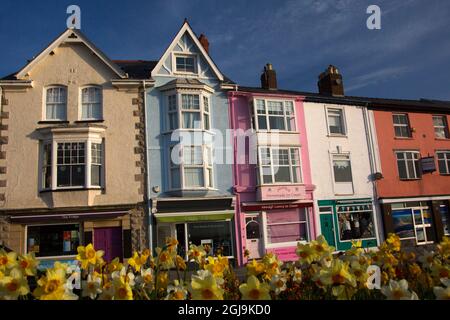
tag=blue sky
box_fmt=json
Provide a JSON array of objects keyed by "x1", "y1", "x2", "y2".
[{"x1": 1, "y1": 0, "x2": 450, "y2": 100}]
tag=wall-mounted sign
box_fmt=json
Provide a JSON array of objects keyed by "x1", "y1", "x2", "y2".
[
  {"x1": 257, "y1": 185, "x2": 306, "y2": 201},
  {"x1": 420, "y1": 156, "x2": 436, "y2": 174},
  {"x1": 242, "y1": 201, "x2": 312, "y2": 212}
]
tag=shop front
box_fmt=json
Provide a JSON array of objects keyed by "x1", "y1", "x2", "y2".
[
  {"x1": 8, "y1": 209, "x2": 133, "y2": 269},
  {"x1": 318, "y1": 198, "x2": 379, "y2": 251},
  {"x1": 380, "y1": 198, "x2": 450, "y2": 246},
  {"x1": 242, "y1": 201, "x2": 314, "y2": 262}
]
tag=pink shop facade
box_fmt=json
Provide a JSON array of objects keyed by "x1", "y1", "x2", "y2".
[{"x1": 228, "y1": 89, "x2": 317, "y2": 266}]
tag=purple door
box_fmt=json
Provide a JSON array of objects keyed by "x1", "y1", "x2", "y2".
[{"x1": 94, "y1": 227, "x2": 123, "y2": 262}]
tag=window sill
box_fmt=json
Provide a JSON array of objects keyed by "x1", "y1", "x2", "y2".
[
  {"x1": 265, "y1": 240, "x2": 307, "y2": 249},
  {"x1": 393, "y1": 137, "x2": 414, "y2": 140},
  {"x1": 256, "y1": 130, "x2": 299, "y2": 134},
  {"x1": 40, "y1": 187, "x2": 103, "y2": 193},
  {"x1": 398, "y1": 178, "x2": 422, "y2": 181},
  {"x1": 327, "y1": 134, "x2": 347, "y2": 138},
  {"x1": 75, "y1": 120, "x2": 105, "y2": 123},
  {"x1": 38, "y1": 120, "x2": 69, "y2": 125}
]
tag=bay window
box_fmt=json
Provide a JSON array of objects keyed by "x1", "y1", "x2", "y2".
[
  {"x1": 169, "y1": 145, "x2": 214, "y2": 189},
  {"x1": 41, "y1": 140, "x2": 104, "y2": 190},
  {"x1": 258, "y1": 147, "x2": 302, "y2": 184},
  {"x1": 81, "y1": 86, "x2": 102, "y2": 120},
  {"x1": 396, "y1": 151, "x2": 421, "y2": 180},
  {"x1": 166, "y1": 93, "x2": 211, "y2": 131},
  {"x1": 254, "y1": 99, "x2": 296, "y2": 131},
  {"x1": 45, "y1": 86, "x2": 67, "y2": 121}
]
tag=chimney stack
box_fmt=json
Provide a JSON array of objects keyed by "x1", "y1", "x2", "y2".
[
  {"x1": 318, "y1": 65, "x2": 344, "y2": 96},
  {"x1": 261, "y1": 63, "x2": 277, "y2": 90},
  {"x1": 198, "y1": 34, "x2": 209, "y2": 54}
]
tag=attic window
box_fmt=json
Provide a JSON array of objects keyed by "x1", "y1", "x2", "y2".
[{"x1": 175, "y1": 55, "x2": 196, "y2": 73}]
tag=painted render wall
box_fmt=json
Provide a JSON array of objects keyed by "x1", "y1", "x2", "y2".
[{"x1": 1, "y1": 43, "x2": 143, "y2": 209}]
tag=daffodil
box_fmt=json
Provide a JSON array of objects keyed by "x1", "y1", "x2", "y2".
[
  {"x1": 113, "y1": 277, "x2": 133, "y2": 300},
  {"x1": 18, "y1": 252, "x2": 39, "y2": 276},
  {"x1": 0, "y1": 268, "x2": 30, "y2": 300},
  {"x1": 381, "y1": 279, "x2": 418, "y2": 300},
  {"x1": 76, "y1": 244, "x2": 104, "y2": 270},
  {"x1": 384, "y1": 233, "x2": 401, "y2": 252},
  {"x1": 262, "y1": 253, "x2": 282, "y2": 280},
  {"x1": 270, "y1": 274, "x2": 287, "y2": 295},
  {"x1": 318, "y1": 259, "x2": 357, "y2": 288},
  {"x1": 189, "y1": 270, "x2": 224, "y2": 300},
  {"x1": 437, "y1": 236, "x2": 450, "y2": 259},
  {"x1": 176, "y1": 255, "x2": 187, "y2": 270},
  {"x1": 166, "y1": 280, "x2": 188, "y2": 300},
  {"x1": 106, "y1": 257, "x2": 123, "y2": 274},
  {"x1": 246, "y1": 259, "x2": 265, "y2": 277},
  {"x1": 112, "y1": 267, "x2": 135, "y2": 287},
  {"x1": 0, "y1": 250, "x2": 17, "y2": 271},
  {"x1": 431, "y1": 263, "x2": 450, "y2": 281},
  {"x1": 128, "y1": 251, "x2": 148, "y2": 272},
  {"x1": 188, "y1": 244, "x2": 206, "y2": 264},
  {"x1": 155, "y1": 247, "x2": 175, "y2": 270},
  {"x1": 157, "y1": 271, "x2": 169, "y2": 290},
  {"x1": 312, "y1": 235, "x2": 335, "y2": 258},
  {"x1": 82, "y1": 274, "x2": 102, "y2": 300},
  {"x1": 165, "y1": 237, "x2": 179, "y2": 254},
  {"x1": 98, "y1": 281, "x2": 115, "y2": 300},
  {"x1": 350, "y1": 260, "x2": 369, "y2": 287},
  {"x1": 135, "y1": 267, "x2": 154, "y2": 290},
  {"x1": 292, "y1": 268, "x2": 302, "y2": 283},
  {"x1": 33, "y1": 267, "x2": 78, "y2": 300},
  {"x1": 239, "y1": 275, "x2": 271, "y2": 300},
  {"x1": 204, "y1": 256, "x2": 228, "y2": 277},
  {"x1": 296, "y1": 242, "x2": 318, "y2": 265},
  {"x1": 433, "y1": 278, "x2": 450, "y2": 300}
]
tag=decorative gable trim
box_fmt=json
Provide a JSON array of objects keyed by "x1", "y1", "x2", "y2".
[
  {"x1": 151, "y1": 21, "x2": 224, "y2": 81},
  {"x1": 15, "y1": 29, "x2": 127, "y2": 79}
]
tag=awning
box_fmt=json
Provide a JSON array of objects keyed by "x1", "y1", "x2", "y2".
[{"x1": 154, "y1": 210, "x2": 235, "y2": 223}]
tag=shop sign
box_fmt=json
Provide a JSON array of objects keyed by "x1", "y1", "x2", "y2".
[
  {"x1": 242, "y1": 202, "x2": 311, "y2": 211},
  {"x1": 257, "y1": 185, "x2": 306, "y2": 201}
]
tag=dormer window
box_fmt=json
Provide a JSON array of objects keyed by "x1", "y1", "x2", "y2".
[
  {"x1": 45, "y1": 86, "x2": 67, "y2": 121},
  {"x1": 81, "y1": 86, "x2": 102, "y2": 120},
  {"x1": 175, "y1": 55, "x2": 196, "y2": 73}
]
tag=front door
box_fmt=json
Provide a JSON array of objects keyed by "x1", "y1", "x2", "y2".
[
  {"x1": 245, "y1": 215, "x2": 263, "y2": 259},
  {"x1": 320, "y1": 213, "x2": 336, "y2": 247},
  {"x1": 94, "y1": 227, "x2": 123, "y2": 262}
]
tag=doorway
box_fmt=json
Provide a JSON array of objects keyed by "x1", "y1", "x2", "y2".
[
  {"x1": 245, "y1": 214, "x2": 263, "y2": 259},
  {"x1": 94, "y1": 227, "x2": 123, "y2": 262}
]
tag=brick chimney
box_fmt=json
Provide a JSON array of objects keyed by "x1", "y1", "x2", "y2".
[
  {"x1": 318, "y1": 65, "x2": 344, "y2": 96},
  {"x1": 261, "y1": 63, "x2": 277, "y2": 90},
  {"x1": 198, "y1": 34, "x2": 209, "y2": 54}
]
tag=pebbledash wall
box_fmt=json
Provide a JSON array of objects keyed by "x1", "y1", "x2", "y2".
[
  {"x1": 228, "y1": 67, "x2": 316, "y2": 266},
  {"x1": 0, "y1": 29, "x2": 148, "y2": 265},
  {"x1": 145, "y1": 21, "x2": 236, "y2": 261}
]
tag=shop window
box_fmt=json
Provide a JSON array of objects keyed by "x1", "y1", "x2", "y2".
[
  {"x1": 27, "y1": 224, "x2": 80, "y2": 257},
  {"x1": 266, "y1": 209, "x2": 309, "y2": 245},
  {"x1": 440, "y1": 205, "x2": 450, "y2": 236},
  {"x1": 336, "y1": 205, "x2": 375, "y2": 241},
  {"x1": 392, "y1": 209, "x2": 415, "y2": 240},
  {"x1": 392, "y1": 203, "x2": 434, "y2": 244},
  {"x1": 187, "y1": 221, "x2": 233, "y2": 257}
]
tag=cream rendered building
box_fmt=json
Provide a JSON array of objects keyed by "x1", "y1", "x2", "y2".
[{"x1": 0, "y1": 29, "x2": 150, "y2": 265}]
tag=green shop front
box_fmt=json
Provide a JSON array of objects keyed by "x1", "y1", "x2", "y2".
[
  {"x1": 318, "y1": 198, "x2": 379, "y2": 251},
  {"x1": 152, "y1": 197, "x2": 236, "y2": 261}
]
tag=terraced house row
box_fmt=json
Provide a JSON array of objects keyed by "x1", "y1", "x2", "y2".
[{"x1": 0, "y1": 22, "x2": 449, "y2": 268}]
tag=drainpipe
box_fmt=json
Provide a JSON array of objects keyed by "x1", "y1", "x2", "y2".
[
  {"x1": 142, "y1": 80, "x2": 153, "y2": 251},
  {"x1": 362, "y1": 104, "x2": 382, "y2": 245}
]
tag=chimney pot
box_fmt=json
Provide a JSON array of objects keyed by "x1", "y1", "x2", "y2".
[
  {"x1": 198, "y1": 34, "x2": 210, "y2": 54},
  {"x1": 318, "y1": 64, "x2": 344, "y2": 96}
]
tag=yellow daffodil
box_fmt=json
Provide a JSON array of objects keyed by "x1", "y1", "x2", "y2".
[
  {"x1": 188, "y1": 244, "x2": 206, "y2": 264},
  {"x1": 128, "y1": 251, "x2": 148, "y2": 272},
  {"x1": 408, "y1": 263, "x2": 422, "y2": 278},
  {"x1": 176, "y1": 255, "x2": 187, "y2": 271},
  {"x1": 418, "y1": 251, "x2": 436, "y2": 269},
  {"x1": 0, "y1": 268, "x2": 30, "y2": 300},
  {"x1": 296, "y1": 242, "x2": 318, "y2": 265},
  {"x1": 292, "y1": 268, "x2": 302, "y2": 283},
  {"x1": 350, "y1": 261, "x2": 369, "y2": 287},
  {"x1": 239, "y1": 275, "x2": 271, "y2": 300},
  {"x1": 0, "y1": 250, "x2": 17, "y2": 271},
  {"x1": 166, "y1": 280, "x2": 188, "y2": 300},
  {"x1": 165, "y1": 237, "x2": 179, "y2": 254},
  {"x1": 106, "y1": 257, "x2": 123, "y2": 274},
  {"x1": 312, "y1": 235, "x2": 335, "y2": 258},
  {"x1": 113, "y1": 277, "x2": 133, "y2": 300},
  {"x1": 157, "y1": 271, "x2": 169, "y2": 289},
  {"x1": 246, "y1": 259, "x2": 265, "y2": 277},
  {"x1": 33, "y1": 267, "x2": 78, "y2": 300},
  {"x1": 136, "y1": 267, "x2": 154, "y2": 290},
  {"x1": 270, "y1": 274, "x2": 287, "y2": 295},
  {"x1": 385, "y1": 233, "x2": 401, "y2": 252},
  {"x1": 76, "y1": 244, "x2": 104, "y2": 269},
  {"x1": 381, "y1": 279, "x2": 418, "y2": 300},
  {"x1": 437, "y1": 236, "x2": 450, "y2": 258},
  {"x1": 262, "y1": 253, "x2": 282, "y2": 280},
  {"x1": 433, "y1": 278, "x2": 450, "y2": 300},
  {"x1": 205, "y1": 256, "x2": 228, "y2": 277},
  {"x1": 98, "y1": 281, "x2": 114, "y2": 300},
  {"x1": 155, "y1": 247, "x2": 175, "y2": 270},
  {"x1": 112, "y1": 267, "x2": 135, "y2": 287},
  {"x1": 319, "y1": 259, "x2": 357, "y2": 288},
  {"x1": 82, "y1": 274, "x2": 102, "y2": 300},
  {"x1": 189, "y1": 270, "x2": 224, "y2": 300},
  {"x1": 18, "y1": 252, "x2": 39, "y2": 276}
]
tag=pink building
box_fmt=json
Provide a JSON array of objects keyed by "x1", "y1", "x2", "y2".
[{"x1": 228, "y1": 64, "x2": 316, "y2": 266}]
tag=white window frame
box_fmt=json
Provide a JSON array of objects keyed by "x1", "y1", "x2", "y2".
[
  {"x1": 79, "y1": 85, "x2": 103, "y2": 121},
  {"x1": 395, "y1": 150, "x2": 421, "y2": 180},
  {"x1": 25, "y1": 222, "x2": 82, "y2": 260},
  {"x1": 325, "y1": 106, "x2": 347, "y2": 136},
  {"x1": 168, "y1": 144, "x2": 214, "y2": 190},
  {"x1": 253, "y1": 98, "x2": 297, "y2": 132},
  {"x1": 43, "y1": 85, "x2": 67, "y2": 121},
  {"x1": 257, "y1": 147, "x2": 303, "y2": 185},
  {"x1": 262, "y1": 208, "x2": 310, "y2": 248},
  {"x1": 40, "y1": 138, "x2": 104, "y2": 191},
  {"x1": 330, "y1": 153, "x2": 354, "y2": 195},
  {"x1": 392, "y1": 113, "x2": 412, "y2": 138},
  {"x1": 172, "y1": 53, "x2": 198, "y2": 75},
  {"x1": 165, "y1": 91, "x2": 212, "y2": 132},
  {"x1": 433, "y1": 115, "x2": 449, "y2": 139},
  {"x1": 436, "y1": 151, "x2": 450, "y2": 175}
]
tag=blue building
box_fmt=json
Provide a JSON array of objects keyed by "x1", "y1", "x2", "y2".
[{"x1": 145, "y1": 21, "x2": 236, "y2": 260}]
